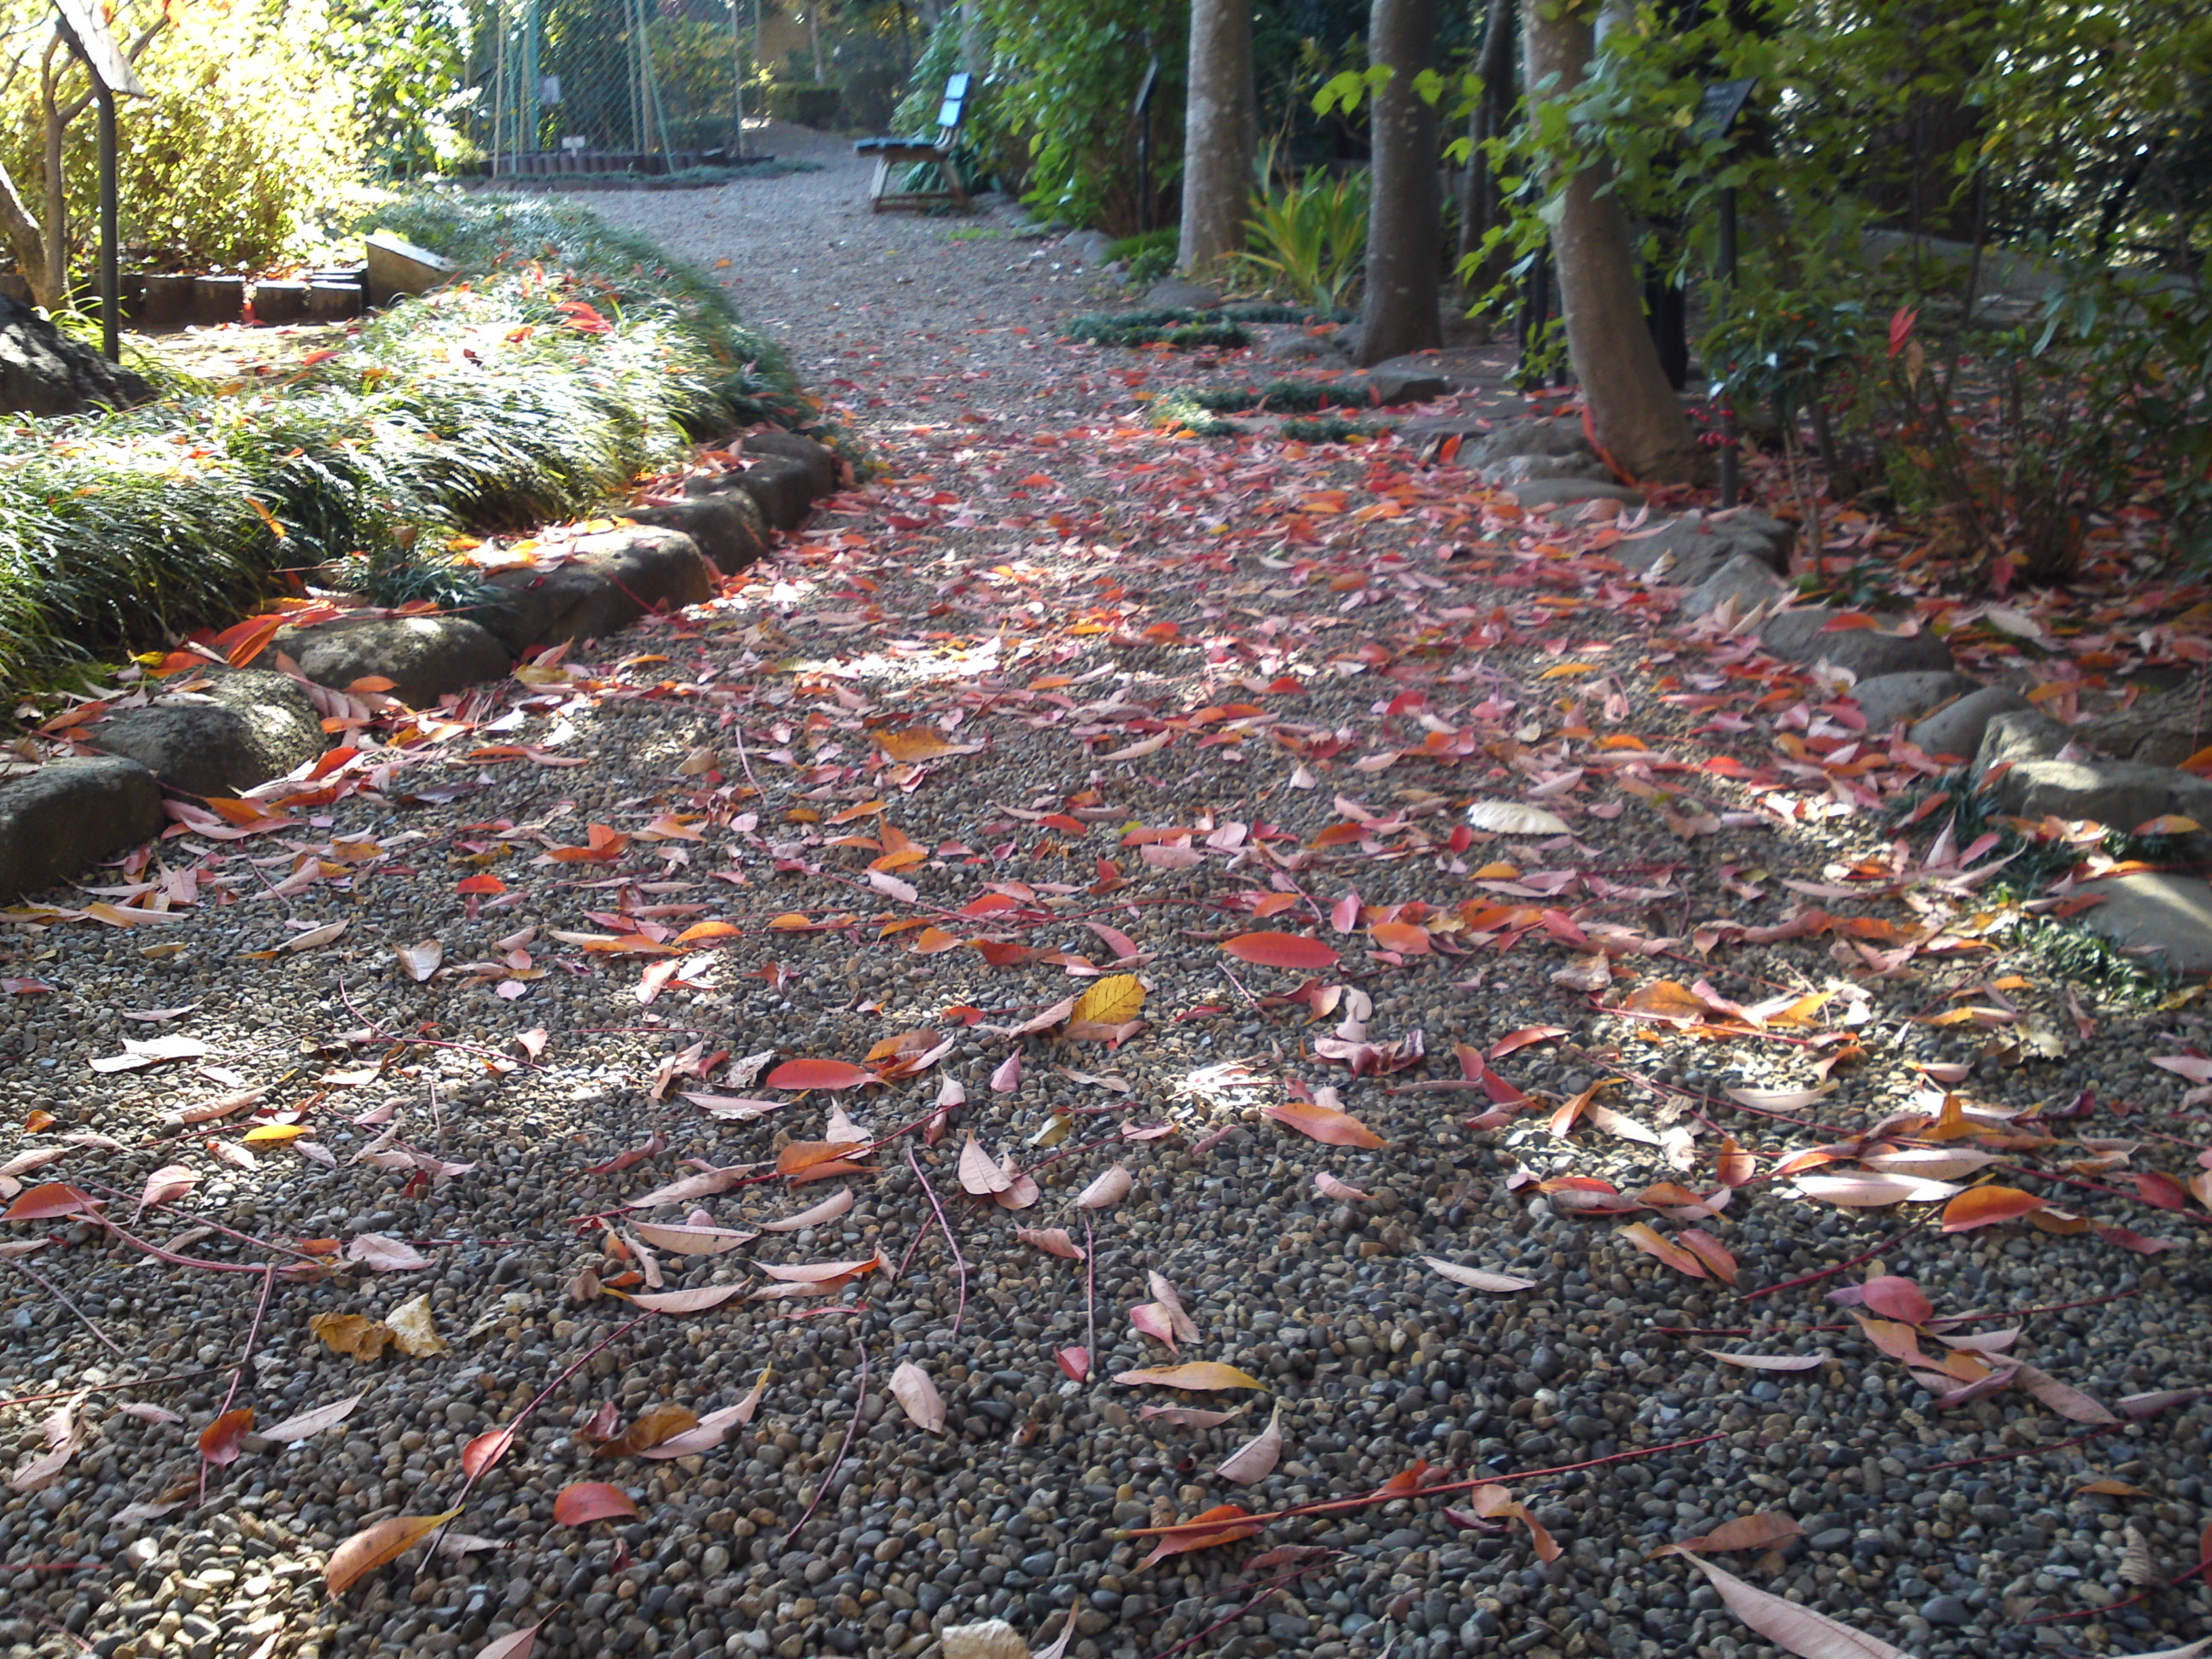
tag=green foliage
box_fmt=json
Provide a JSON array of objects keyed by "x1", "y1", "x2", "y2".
[
  {"x1": 327, "y1": 0, "x2": 472, "y2": 176},
  {"x1": 969, "y1": 0, "x2": 1184, "y2": 231},
  {"x1": 1106, "y1": 228, "x2": 1177, "y2": 283},
  {"x1": 1238, "y1": 163, "x2": 1370, "y2": 311},
  {"x1": 1061, "y1": 310, "x2": 1252, "y2": 349},
  {"x1": 0, "y1": 193, "x2": 808, "y2": 688}
]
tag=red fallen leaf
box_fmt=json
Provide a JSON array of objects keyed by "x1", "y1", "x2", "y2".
[
  {"x1": 455, "y1": 874, "x2": 506, "y2": 896},
  {"x1": 1056, "y1": 1346, "x2": 1091, "y2": 1382},
  {"x1": 1854, "y1": 1275, "x2": 1934, "y2": 1325},
  {"x1": 1941, "y1": 1185, "x2": 2046, "y2": 1231},
  {"x1": 197, "y1": 1407, "x2": 253, "y2": 1466},
  {"x1": 2136, "y1": 1170, "x2": 2191, "y2": 1210},
  {"x1": 1260, "y1": 1097, "x2": 1385, "y2": 1149},
  {"x1": 4, "y1": 1182, "x2": 96, "y2": 1222},
  {"x1": 1619, "y1": 1221, "x2": 1708, "y2": 1279},
  {"x1": 2095, "y1": 1222, "x2": 2182, "y2": 1254},
  {"x1": 462, "y1": 1426, "x2": 515, "y2": 1479},
  {"x1": 1221, "y1": 931, "x2": 1342, "y2": 970},
  {"x1": 553, "y1": 1481, "x2": 640, "y2": 1525},
  {"x1": 1132, "y1": 1503, "x2": 1263, "y2": 1569},
  {"x1": 1677, "y1": 1229, "x2": 1738, "y2": 1284},
  {"x1": 765, "y1": 1058, "x2": 876, "y2": 1091},
  {"x1": 1369, "y1": 921, "x2": 1431, "y2": 955}
]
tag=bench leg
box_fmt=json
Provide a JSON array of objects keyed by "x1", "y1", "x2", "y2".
[
  {"x1": 940, "y1": 154, "x2": 969, "y2": 212},
  {"x1": 869, "y1": 155, "x2": 891, "y2": 212}
]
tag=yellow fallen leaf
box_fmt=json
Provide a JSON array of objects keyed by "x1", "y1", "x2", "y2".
[
  {"x1": 383, "y1": 1294, "x2": 446, "y2": 1357},
  {"x1": 1072, "y1": 974, "x2": 1145, "y2": 1026},
  {"x1": 1112, "y1": 1363, "x2": 1267, "y2": 1391}
]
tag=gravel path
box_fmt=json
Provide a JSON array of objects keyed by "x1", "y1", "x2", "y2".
[{"x1": 3, "y1": 133, "x2": 2210, "y2": 1659}]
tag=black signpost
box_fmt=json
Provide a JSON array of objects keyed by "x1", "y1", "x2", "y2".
[
  {"x1": 51, "y1": 0, "x2": 147, "y2": 364},
  {"x1": 1692, "y1": 77, "x2": 1755, "y2": 508}
]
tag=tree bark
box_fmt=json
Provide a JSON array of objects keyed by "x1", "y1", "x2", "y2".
[
  {"x1": 1454, "y1": 0, "x2": 1515, "y2": 291},
  {"x1": 1177, "y1": 0, "x2": 1254, "y2": 273},
  {"x1": 0, "y1": 161, "x2": 50, "y2": 311},
  {"x1": 959, "y1": 0, "x2": 985, "y2": 77},
  {"x1": 1522, "y1": 0, "x2": 1705, "y2": 482},
  {"x1": 1358, "y1": 0, "x2": 1443, "y2": 364}
]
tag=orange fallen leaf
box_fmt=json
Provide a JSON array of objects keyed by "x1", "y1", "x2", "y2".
[{"x1": 1260, "y1": 1097, "x2": 1384, "y2": 1150}]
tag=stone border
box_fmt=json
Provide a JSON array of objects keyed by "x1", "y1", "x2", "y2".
[{"x1": 0, "y1": 428, "x2": 843, "y2": 903}]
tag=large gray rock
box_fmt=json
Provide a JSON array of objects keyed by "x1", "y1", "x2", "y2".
[
  {"x1": 1062, "y1": 230, "x2": 1115, "y2": 268},
  {"x1": 741, "y1": 428, "x2": 841, "y2": 498},
  {"x1": 1613, "y1": 510, "x2": 1796, "y2": 588},
  {"x1": 276, "y1": 614, "x2": 512, "y2": 709},
  {"x1": 1466, "y1": 417, "x2": 1592, "y2": 469},
  {"x1": 466, "y1": 526, "x2": 718, "y2": 654},
  {"x1": 1851, "y1": 671, "x2": 1984, "y2": 732},
  {"x1": 721, "y1": 455, "x2": 818, "y2": 531},
  {"x1": 1143, "y1": 277, "x2": 1218, "y2": 308},
  {"x1": 1983, "y1": 758, "x2": 2212, "y2": 830},
  {"x1": 0, "y1": 757, "x2": 163, "y2": 901},
  {"x1": 1360, "y1": 359, "x2": 1452, "y2": 405},
  {"x1": 1760, "y1": 608, "x2": 1955, "y2": 677},
  {"x1": 1254, "y1": 326, "x2": 1350, "y2": 364},
  {"x1": 2074, "y1": 873, "x2": 2212, "y2": 975},
  {"x1": 0, "y1": 294, "x2": 153, "y2": 416},
  {"x1": 1908, "y1": 684, "x2": 2033, "y2": 762},
  {"x1": 2077, "y1": 684, "x2": 2212, "y2": 767},
  {"x1": 620, "y1": 492, "x2": 766, "y2": 575},
  {"x1": 1681, "y1": 553, "x2": 1791, "y2": 620},
  {"x1": 1975, "y1": 708, "x2": 2072, "y2": 773},
  {"x1": 1498, "y1": 477, "x2": 1646, "y2": 513},
  {"x1": 1480, "y1": 452, "x2": 1611, "y2": 487},
  {"x1": 87, "y1": 669, "x2": 326, "y2": 797}
]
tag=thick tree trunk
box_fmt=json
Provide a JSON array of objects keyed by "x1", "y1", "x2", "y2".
[
  {"x1": 41, "y1": 45, "x2": 68, "y2": 306},
  {"x1": 959, "y1": 0, "x2": 985, "y2": 77},
  {"x1": 1523, "y1": 0, "x2": 1705, "y2": 482},
  {"x1": 1358, "y1": 0, "x2": 1443, "y2": 364},
  {"x1": 1177, "y1": 0, "x2": 1254, "y2": 273}
]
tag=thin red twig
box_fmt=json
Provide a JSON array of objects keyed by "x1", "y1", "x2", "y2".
[
  {"x1": 905, "y1": 1143, "x2": 966, "y2": 1335},
  {"x1": 783, "y1": 1343, "x2": 868, "y2": 1544},
  {"x1": 1740, "y1": 1219, "x2": 1927, "y2": 1301},
  {"x1": 1083, "y1": 1212, "x2": 1098, "y2": 1376},
  {"x1": 1920, "y1": 1425, "x2": 2118, "y2": 1473},
  {"x1": 201, "y1": 1263, "x2": 277, "y2": 1506},
  {"x1": 1145, "y1": 1557, "x2": 1341, "y2": 1659},
  {"x1": 5, "y1": 1257, "x2": 125, "y2": 1358}
]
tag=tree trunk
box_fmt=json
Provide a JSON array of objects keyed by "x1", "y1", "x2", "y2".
[
  {"x1": 1454, "y1": 0, "x2": 1515, "y2": 294},
  {"x1": 960, "y1": 0, "x2": 985, "y2": 77},
  {"x1": 1522, "y1": 0, "x2": 1705, "y2": 482},
  {"x1": 1358, "y1": 0, "x2": 1443, "y2": 364},
  {"x1": 806, "y1": 6, "x2": 827, "y2": 83},
  {"x1": 0, "y1": 161, "x2": 51, "y2": 312},
  {"x1": 40, "y1": 44, "x2": 68, "y2": 306},
  {"x1": 1177, "y1": 0, "x2": 1254, "y2": 273}
]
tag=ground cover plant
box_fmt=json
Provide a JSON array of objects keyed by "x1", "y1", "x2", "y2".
[{"x1": 0, "y1": 193, "x2": 803, "y2": 688}]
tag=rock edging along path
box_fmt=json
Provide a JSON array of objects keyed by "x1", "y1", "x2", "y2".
[{"x1": 0, "y1": 426, "x2": 842, "y2": 903}]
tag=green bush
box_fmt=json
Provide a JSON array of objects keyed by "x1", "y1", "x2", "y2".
[
  {"x1": 1239, "y1": 166, "x2": 1370, "y2": 311},
  {"x1": 0, "y1": 192, "x2": 808, "y2": 689}
]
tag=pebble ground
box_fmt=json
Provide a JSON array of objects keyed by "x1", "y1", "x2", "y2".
[{"x1": 1, "y1": 125, "x2": 2209, "y2": 1659}]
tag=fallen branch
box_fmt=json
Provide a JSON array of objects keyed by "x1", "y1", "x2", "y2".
[
  {"x1": 783, "y1": 1343, "x2": 869, "y2": 1544},
  {"x1": 201, "y1": 1263, "x2": 278, "y2": 1505}
]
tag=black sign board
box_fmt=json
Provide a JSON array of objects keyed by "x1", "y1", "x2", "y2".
[{"x1": 1691, "y1": 77, "x2": 1756, "y2": 143}]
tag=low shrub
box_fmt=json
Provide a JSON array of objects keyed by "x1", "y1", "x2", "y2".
[{"x1": 0, "y1": 191, "x2": 808, "y2": 689}]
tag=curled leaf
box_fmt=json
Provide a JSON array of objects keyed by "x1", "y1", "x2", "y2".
[
  {"x1": 327, "y1": 1510, "x2": 462, "y2": 1592},
  {"x1": 1074, "y1": 1163, "x2": 1133, "y2": 1209},
  {"x1": 1423, "y1": 1255, "x2": 1535, "y2": 1293},
  {"x1": 888, "y1": 1359, "x2": 946, "y2": 1433},
  {"x1": 1215, "y1": 1401, "x2": 1284, "y2": 1484}
]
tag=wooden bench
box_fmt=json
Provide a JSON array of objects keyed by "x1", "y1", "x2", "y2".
[{"x1": 854, "y1": 73, "x2": 972, "y2": 212}]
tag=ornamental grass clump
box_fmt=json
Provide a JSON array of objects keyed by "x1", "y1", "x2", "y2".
[{"x1": 0, "y1": 191, "x2": 809, "y2": 690}]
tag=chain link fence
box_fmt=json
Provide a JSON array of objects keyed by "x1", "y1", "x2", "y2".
[{"x1": 474, "y1": 0, "x2": 760, "y2": 176}]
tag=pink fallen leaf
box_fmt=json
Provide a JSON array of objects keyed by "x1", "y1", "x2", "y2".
[
  {"x1": 958, "y1": 1132, "x2": 1011, "y2": 1195},
  {"x1": 629, "y1": 1222, "x2": 757, "y2": 1254},
  {"x1": 1015, "y1": 1226, "x2": 1086, "y2": 1260},
  {"x1": 1130, "y1": 1302, "x2": 1179, "y2": 1351},
  {"x1": 765, "y1": 1058, "x2": 876, "y2": 1091},
  {"x1": 1314, "y1": 1171, "x2": 1371, "y2": 1202},
  {"x1": 643, "y1": 1395, "x2": 764, "y2": 1459},
  {"x1": 259, "y1": 1392, "x2": 364, "y2": 1444},
  {"x1": 888, "y1": 1359, "x2": 946, "y2": 1434},
  {"x1": 626, "y1": 1284, "x2": 747, "y2": 1314},
  {"x1": 1056, "y1": 1346, "x2": 1091, "y2": 1382},
  {"x1": 1422, "y1": 1256, "x2": 1534, "y2": 1293},
  {"x1": 2016, "y1": 1363, "x2": 2118, "y2": 1424},
  {"x1": 1146, "y1": 1272, "x2": 1199, "y2": 1342},
  {"x1": 1676, "y1": 1551, "x2": 1912, "y2": 1658},
  {"x1": 1618, "y1": 1221, "x2": 1709, "y2": 1280},
  {"x1": 1215, "y1": 1401, "x2": 1284, "y2": 1484},
  {"x1": 1140, "y1": 1404, "x2": 1244, "y2": 1427},
  {"x1": 136, "y1": 1163, "x2": 197, "y2": 1216},
  {"x1": 1794, "y1": 1172, "x2": 1961, "y2": 1207},
  {"x1": 472, "y1": 1624, "x2": 543, "y2": 1659},
  {"x1": 760, "y1": 1190, "x2": 853, "y2": 1232},
  {"x1": 463, "y1": 1426, "x2": 515, "y2": 1480},
  {"x1": 1849, "y1": 1275, "x2": 1934, "y2": 1325},
  {"x1": 1696, "y1": 1348, "x2": 1825, "y2": 1371},
  {"x1": 345, "y1": 1232, "x2": 431, "y2": 1272},
  {"x1": 989, "y1": 1050, "x2": 1022, "y2": 1092},
  {"x1": 1074, "y1": 1163, "x2": 1132, "y2": 1209},
  {"x1": 1260, "y1": 1096, "x2": 1384, "y2": 1149}
]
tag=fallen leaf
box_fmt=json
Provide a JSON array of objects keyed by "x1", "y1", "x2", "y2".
[
  {"x1": 1074, "y1": 1164, "x2": 1132, "y2": 1208},
  {"x1": 1661, "y1": 1512, "x2": 1805, "y2": 1557},
  {"x1": 888, "y1": 1359, "x2": 946, "y2": 1433},
  {"x1": 1464, "y1": 801, "x2": 1569, "y2": 836},
  {"x1": 1216, "y1": 1401, "x2": 1284, "y2": 1483},
  {"x1": 1114, "y1": 1362, "x2": 1266, "y2": 1392},
  {"x1": 760, "y1": 1190, "x2": 853, "y2": 1232},
  {"x1": 395, "y1": 940, "x2": 443, "y2": 981},
  {"x1": 959, "y1": 1131, "x2": 1012, "y2": 1195},
  {"x1": 1260, "y1": 1097, "x2": 1384, "y2": 1149},
  {"x1": 627, "y1": 1284, "x2": 747, "y2": 1314},
  {"x1": 1133, "y1": 1503, "x2": 1262, "y2": 1569},
  {"x1": 471, "y1": 1623, "x2": 543, "y2": 1659},
  {"x1": 307, "y1": 1312, "x2": 393, "y2": 1362},
  {"x1": 1015, "y1": 1225, "x2": 1086, "y2": 1260},
  {"x1": 1221, "y1": 931, "x2": 1342, "y2": 970},
  {"x1": 1675, "y1": 1551, "x2": 1912, "y2": 1659},
  {"x1": 3, "y1": 1182, "x2": 96, "y2": 1221},
  {"x1": 629, "y1": 1222, "x2": 758, "y2": 1254},
  {"x1": 553, "y1": 1481, "x2": 640, "y2": 1525},
  {"x1": 1941, "y1": 1185, "x2": 2046, "y2": 1231},
  {"x1": 593, "y1": 1405, "x2": 700, "y2": 1457},
  {"x1": 346, "y1": 1233, "x2": 431, "y2": 1272},
  {"x1": 766, "y1": 1058, "x2": 876, "y2": 1091},
  {"x1": 1315, "y1": 1171, "x2": 1371, "y2": 1201},
  {"x1": 384, "y1": 1294, "x2": 446, "y2": 1356},
  {"x1": 1423, "y1": 1256, "x2": 1535, "y2": 1293},
  {"x1": 259, "y1": 1393, "x2": 364, "y2": 1445},
  {"x1": 327, "y1": 1510, "x2": 463, "y2": 1592},
  {"x1": 1793, "y1": 1172, "x2": 1962, "y2": 1207},
  {"x1": 1697, "y1": 1348, "x2": 1825, "y2": 1371},
  {"x1": 1072, "y1": 974, "x2": 1145, "y2": 1025},
  {"x1": 1619, "y1": 1222, "x2": 1708, "y2": 1279}
]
